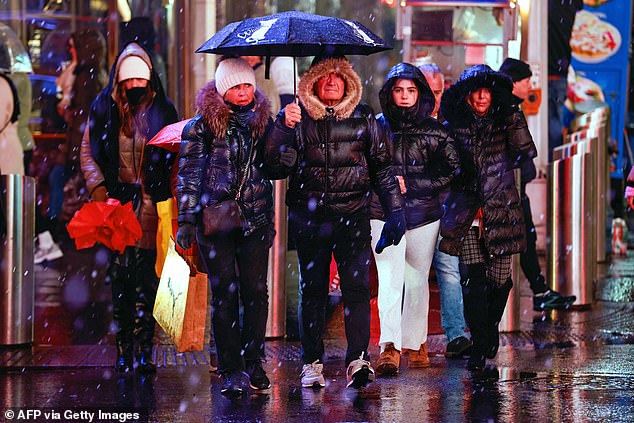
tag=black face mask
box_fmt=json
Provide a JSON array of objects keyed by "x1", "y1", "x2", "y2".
[{"x1": 126, "y1": 87, "x2": 147, "y2": 106}]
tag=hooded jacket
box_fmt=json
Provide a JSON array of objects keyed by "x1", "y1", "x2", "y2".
[
  {"x1": 177, "y1": 81, "x2": 285, "y2": 236},
  {"x1": 370, "y1": 63, "x2": 459, "y2": 229},
  {"x1": 80, "y1": 43, "x2": 177, "y2": 249},
  {"x1": 264, "y1": 56, "x2": 403, "y2": 217},
  {"x1": 439, "y1": 64, "x2": 537, "y2": 257},
  {"x1": 64, "y1": 29, "x2": 108, "y2": 169}
]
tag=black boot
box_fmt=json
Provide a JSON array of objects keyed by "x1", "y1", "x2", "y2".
[
  {"x1": 115, "y1": 341, "x2": 134, "y2": 373},
  {"x1": 461, "y1": 264, "x2": 490, "y2": 371},
  {"x1": 486, "y1": 278, "x2": 513, "y2": 359},
  {"x1": 136, "y1": 345, "x2": 157, "y2": 374}
]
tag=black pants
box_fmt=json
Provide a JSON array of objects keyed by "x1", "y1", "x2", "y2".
[
  {"x1": 110, "y1": 247, "x2": 158, "y2": 350},
  {"x1": 291, "y1": 210, "x2": 372, "y2": 366},
  {"x1": 197, "y1": 225, "x2": 270, "y2": 373},
  {"x1": 519, "y1": 191, "x2": 548, "y2": 294}
]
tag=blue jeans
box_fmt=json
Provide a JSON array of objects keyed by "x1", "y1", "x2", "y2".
[
  {"x1": 433, "y1": 237, "x2": 468, "y2": 342},
  {"x1": 548, "y1": 78, "x2": 568, "y2": 162},
  {"x1": 48, "y1": 164, "x2": 72, "y2": 219}
]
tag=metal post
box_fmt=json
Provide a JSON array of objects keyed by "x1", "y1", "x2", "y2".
[
  {"x1": 0, "y1": 175, "x2": 36, "y2": 345},
  {"x1": 547, "y1": 142, "x2": 594, "y2": 307},
  {"x1": 500, "y1": 169, "x2": 521, "y2": 333},
  {"x1": 266, "y1": 179, "x2": 287, "y2": 338}
]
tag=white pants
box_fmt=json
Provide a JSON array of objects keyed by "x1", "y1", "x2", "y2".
[{"x1": 370, "y1": 219, "x2": 440, "y2": 352}]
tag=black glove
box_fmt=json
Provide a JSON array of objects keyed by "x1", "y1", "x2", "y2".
[
  {"x1": 375, "y1": 210, "x2": 406, "y2": 254},
  {"x1": 279, "y1": 147, "x2": 298, "y2": 167},
  {"x1": 176, "y1": 223, "x2": 196, "y2": 250}
]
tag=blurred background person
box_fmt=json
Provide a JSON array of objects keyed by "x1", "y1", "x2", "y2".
[
  {"x1": 419, "y1": 63, "x2": 472, "y2": 359},
  {"x1": 270, "y1": 56, "x2": 298, "y2": 109},
  {"x1": 547, "y1": 0, "x2": 583, "y2": 161},
  {"x1": 499, "y1": 57, "x2": 575, "y2": 311},
  {"x1": 0, "y1": 71, "x2": 23, "y2": 175}
]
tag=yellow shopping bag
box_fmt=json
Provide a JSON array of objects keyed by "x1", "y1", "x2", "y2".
[
  {"x1": 155, "y1": 197, "x2": 177, "y2": 276},
  {"x1": 153, "y1": 238, "x2": 208, "y2": 352}
]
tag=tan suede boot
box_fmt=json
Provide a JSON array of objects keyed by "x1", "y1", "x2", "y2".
[
  {"x1": 406, "y1": 342, "x2": 430, "y2": 368},
  {"x1": 376, "y1": 343, "x2": 400, "y2": 376}
]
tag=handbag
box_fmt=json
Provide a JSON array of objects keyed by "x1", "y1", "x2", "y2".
[
  {"x1": 153, "y1": 238, "x2": 208, "y2": 352},
  {"x1": 202, "y1": 135, "x2": 255, "y2": 236}
]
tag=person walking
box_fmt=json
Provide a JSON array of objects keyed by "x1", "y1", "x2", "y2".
[
  {"x1": 419, "y1": 63, "x2": 472, "y2": 358},
  {"x1": 265, "y1": 55, "x2": 405, "y2": 389},
  {"x1": 499, "y1": 58, "x2": 575, "y2": 311},
  {"x1": 371, "y1": 63, "x2": 460, "y2": 376},
  {"x1": 80, "y1": 42, "x2": 177, "y2": 374},
  {"x1": 439, "y1": 64, "x2": 537, "y2": 371},
  {"x1": 176, "y1": 58, "x2": 285, "y2": 398}
]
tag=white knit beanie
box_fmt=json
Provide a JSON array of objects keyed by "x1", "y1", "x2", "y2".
[
  {"x1": 118, "y1": 55, "x2": 151, "y2": 82},
  {"x1": 215, "y1": 58, "x2": 256, "y2": 97}
]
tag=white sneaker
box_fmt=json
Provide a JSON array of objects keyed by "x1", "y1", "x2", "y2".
[
  {"x1": 34, "y1": 231, "x2": 64, "y2": 264},
  {"x1": 346, "y1": 354, "x2": 375, "y2": 389},
  {"x1": 300, "y1": 360, "x2": 325, "y2": 388}
]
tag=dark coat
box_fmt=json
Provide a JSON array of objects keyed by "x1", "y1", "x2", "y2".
[
  {"x1": 88, "y1": 43, "x2": 177, "y2": 205},
  {"x1": 177, "y1": 81, "x2": 284, "y2": 236},
  {"x1": 439, "y1": 64, "x2": 537, "y2": 257},
  {"x1": 370, "y1": 63, "x2": 459, "y2": 229},
  {"x1": 264, "y1": 56, "x2": 404, "y2": 217},
  {"x1": 65, "y1": 29, "x2": 108, "y2": 170}
]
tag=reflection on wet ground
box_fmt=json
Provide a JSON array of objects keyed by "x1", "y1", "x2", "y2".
[
  {"x1": 2, "y1": 344, "x2": 633, "y2": 422},
  {"x1": 0, "y1": 239, "x2": 632, "y2": 421}
]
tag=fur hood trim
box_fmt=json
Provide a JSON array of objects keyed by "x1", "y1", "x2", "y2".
[
  {"x1": 298, "y1": 57, "x2": 362, "y2": 121},
  {"x1": 195, "y1": 80, "x2": 271, "y2": 139}
]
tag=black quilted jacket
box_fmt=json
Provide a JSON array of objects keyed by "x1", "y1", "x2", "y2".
[
  {"x1": 370, "y1": 62, "x2": 460, "y2": 230},
  {"x1": 439, "y1": 65, "x2": 537, "y2": 257}
]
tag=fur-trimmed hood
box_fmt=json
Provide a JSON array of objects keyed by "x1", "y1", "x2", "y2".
[
  {"x1": 195, "y1": 80, "x2": 271, "y2": 139},
  {"x1": 297, "y1": 56, "x2": 362, "y2": 121},
  {"x1": 440, "y1": 64, "x2": 517, "y2": 127}
]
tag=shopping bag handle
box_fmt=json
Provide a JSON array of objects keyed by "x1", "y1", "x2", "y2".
[{"x1": 170, "y1": 237, "x2": 198, "y2": 276}]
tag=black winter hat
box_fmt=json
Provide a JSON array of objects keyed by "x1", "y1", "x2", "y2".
[{"x1": 499, "y1": 58, "x2": 532, "y2": 82}]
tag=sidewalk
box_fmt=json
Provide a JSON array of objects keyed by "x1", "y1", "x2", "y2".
[{"x1": 1, "y1": 239, "x2": 633, "y2": 422}]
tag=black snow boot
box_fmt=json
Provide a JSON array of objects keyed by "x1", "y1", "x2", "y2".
[
  {"x1": 486, "y1": 278, "x2": 513, "y2": 359},
  {"x1": 461, "y1": 263, "x2": 490, "y2": 371}
]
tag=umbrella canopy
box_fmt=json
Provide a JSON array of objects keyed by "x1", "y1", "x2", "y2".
[
  {"x1": 196, "y1": 10, "x2": 391, "y2": 57},
  {"x1": 147, "y1": 118, "x2": 192, "y2": 152},
  {"x1": 0, "y1": 23, "x2": 33, "y2": 73},
  {"x1": 67, "y1": 199, "x2": 143, "y2": 254}
]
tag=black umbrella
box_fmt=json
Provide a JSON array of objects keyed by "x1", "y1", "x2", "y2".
[{"x1": 196, "y1": 10, "x2": 391, "y2": 95}]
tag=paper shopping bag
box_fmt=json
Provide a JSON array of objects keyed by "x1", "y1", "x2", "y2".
[
  {"x1": 153, "y1": 239, "x2": 208, "y2": 352},
  {"x1": 155, "y1": 197, "x2": 177, "y2": 277}
]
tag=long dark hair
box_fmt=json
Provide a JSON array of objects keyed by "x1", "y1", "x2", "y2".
[{"x1": 115, "y1": 82, "x2": 156, "y2": 138}]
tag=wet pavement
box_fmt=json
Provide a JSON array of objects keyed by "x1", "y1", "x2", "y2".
[{"x1": 1, "y1": 238, "x2": 633, "y2": 422}]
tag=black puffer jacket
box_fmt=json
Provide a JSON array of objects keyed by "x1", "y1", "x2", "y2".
[
  {"x1": 439, "y1": 65, "x2": 537, "y2": 257},
  {"x1": 265, "y1": 56, "x2": 403, "y2": 217},
  {"x1": 370, "y1": 63, "x2": 459, "y2": 229},
  {"x1": 177, "y1": 81, "x2": 284, "y2": 235}
]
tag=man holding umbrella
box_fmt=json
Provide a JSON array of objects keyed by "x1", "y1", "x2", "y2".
[{"x1": 265, "y1": 55, "x2": 405, "y2": 389}]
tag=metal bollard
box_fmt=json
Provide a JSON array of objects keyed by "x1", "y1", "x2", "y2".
[
  {"x1": 0, "y1": 174, "x2": 36, "y2": 345},
  {"x1": 547, "y1": 141, "x2": 595, "y2": 307},
  {"x1": 266, "y1": 179, "x2": 287, "y2": 338},
  {"x1": 499, "y1": 169, "x2": 521, "y2": 333},
  {"x1": 499, "y1": 254, "x2": 521, "y2": 333}
]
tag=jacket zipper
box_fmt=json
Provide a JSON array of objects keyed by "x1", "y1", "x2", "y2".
[{"x1": 322, "y1": 119, "x2": 329, "y2": 206}]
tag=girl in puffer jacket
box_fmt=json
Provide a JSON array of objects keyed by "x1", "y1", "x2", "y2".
[{"x1": 371, "y1": 63, "x2": 460, "y2": 375}]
